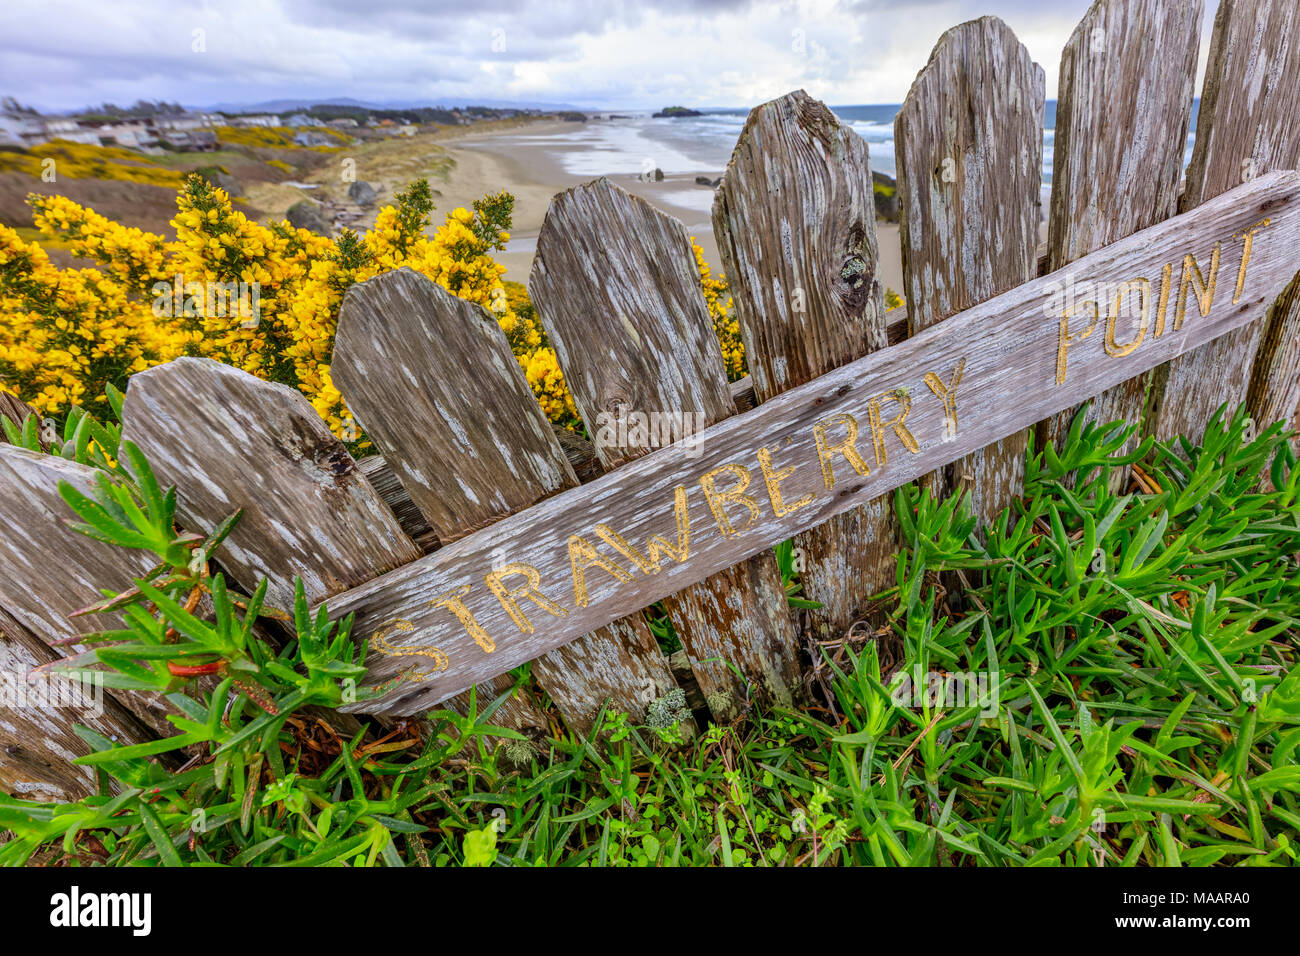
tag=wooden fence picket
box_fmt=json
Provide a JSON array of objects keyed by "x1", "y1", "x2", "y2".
[
  {"x1": 894, "y1": 16, "x2": 1044, "y2": 524},
  {"x1": 121, "y1": 358, "x2": 422, "y2": 611},
  {"x1": 1149, "y1": 0, "x2": 1300, "y2": 442},
  {"x1": 120, "y1": 358, "x2": 551, "y2": 737},
  {"x1": 1249, "y1": 277, "x2": 1300, "y2": 436},
  {"x1": 0, "y1": 399, "x2": 166, "y2": 799},
  {"x1": 711, "y1": 90, "x2": 899, "y2": 639},
  {"x1": 356, "y1": 456, "x2": 439, "y2": 553},
  {"x1": 332, "y1": 268, "x2": 688, "y2": 734},
  {"x1": 116, "y1": 360, "x2": 518, "y2": 731},
  {"x1": 1038, "y1": 0, "x2": 1203, "y2": 457},
  {"x1": 529, "y1": 179, "x2": 802, "y2": 716}
]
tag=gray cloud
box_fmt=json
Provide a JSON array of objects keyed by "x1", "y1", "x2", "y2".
[{"x1": 1, "y1": 0, "x2": 1219, "y2": 112}]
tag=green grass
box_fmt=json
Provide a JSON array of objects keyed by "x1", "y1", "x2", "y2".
[{"x1": 1, "y1": 404, "x2": 1298, "y2": 866}]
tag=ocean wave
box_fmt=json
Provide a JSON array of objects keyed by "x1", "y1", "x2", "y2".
[{"x1": 516, "y1": 107, "x2": 1195, "y2": 186}]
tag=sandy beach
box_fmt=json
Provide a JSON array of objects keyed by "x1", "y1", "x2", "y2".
[
  {"x1": 260, "y1": 118, "x2": 909, "y2": 295},
  {"x1": 437, "y1": 120, "x2": 906, "y2": 294}
]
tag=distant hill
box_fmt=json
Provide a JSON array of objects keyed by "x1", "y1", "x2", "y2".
[{"x1": 197, "y1": 96, "x2": 588, "y2": 114}]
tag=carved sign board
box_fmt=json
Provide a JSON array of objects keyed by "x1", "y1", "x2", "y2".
[{"x1": 331, "y1": 171, "x2": 1300, "y2": 715}]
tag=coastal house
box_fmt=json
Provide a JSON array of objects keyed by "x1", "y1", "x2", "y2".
[
  {"x1": 0, "y1": 104, "x2": 227, "y2": 151},
  {"x1": 42, "y1": 118, "x2": 106, "y2": 146},
  {"x1": 0, "y1": 110, "x2": 46, "y2": 147},
  {"x1": 160, "y1": 128, "x2": 218, "y2": 151},
  {"x1": 153, "y1": 112, "x2": 220, "y2": 131},
  {"x1": 93, "y1": 120, "x2": 157, "y2": 148},
  {"x1": 293, "y1": 130, "x2": 338, "y2": 147},
  {"x1": 227, "y1": 114, "x2": 283, "y2": 128}
]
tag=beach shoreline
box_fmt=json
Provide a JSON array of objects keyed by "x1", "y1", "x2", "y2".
[
  {"x1": 421, "y1": 119, "x2": 906, "y2": 294},
  {"x1": 243, "y1": 115, "x2": 907, "y2": 294}
]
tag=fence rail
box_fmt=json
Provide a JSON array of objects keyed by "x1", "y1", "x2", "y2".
[{"x1": 2, "y1": 0, "x2": 1299, "y2": 802}]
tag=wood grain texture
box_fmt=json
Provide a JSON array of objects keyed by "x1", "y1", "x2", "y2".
[
  {"x1": 710, "y1": 89, "x2": 899, "y2": 639},
  {"x1": 121, "y1": 357, "x2": 421, "y2": 614},
  {"x1": 530, "y1": 179, "x2": 801, "y2": 716},
  {"x1": 0, "y1": 446, "x2": 177, "y2": 739},
  {"x1": 358, "y1": 422, "x2": 600, "y2": 552},
  {"x1": 333, "y1": 269, "x2": 685, "y2": 735},
  {"x1": 531, "y1": 181, "x2": 735, "y2": 461},
  {"x1": 1151, "y1": 0, "x2": 1300, "y2": 442},
  {"x1": 1040, "y1": 0, "x2": 1203, "y2": 452},
  {"x1": 356, "y1": 455, "x2": 438, "y2": 553},
  {"x1": 0, "y1": 608, "x2": 159, "y2": 801},
  {"x1": 1248, "y1": 273, "x2": 1300, "y2": 433},
  {"x1": 118, "y1": 359, "x2": 523, "y2": 735},
  {"x1": 1181, "y1": 0, "x2": 1300, "y2": 211},
  {"x1": 894, "y1": 16, "x2": 1044, "y2": 524},
  {"x1": 335, "y1": 271, "x2": 573, "y2": 543},
  {"x1": 329, "y1": 171, "x2": 1300, "y2": 715}
]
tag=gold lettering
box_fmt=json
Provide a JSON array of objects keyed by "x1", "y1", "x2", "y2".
[
  {"x1": 1174, "y1": 243, "x2": 1222, "y2": 331},
  {"x1": 485, "y1": 563, "x2": 567, "y2": 634},
  {"x1": 1233, "y1": 218, "x2": 1272, "y2": 304},
  {"x1": 699, "y1": 462, "x2": 761, "y2": 536},
  {"x1": 595, "y1": 486, "x2": 691, "y2": 573},
  {"x1": 866, "y1": 390, "x2": 921, "y2": 467},
  {"x1": 1105, "y1": 278, "x2": 1151, "y2": 357},
  {"x1": 1153, "y1": 262, "x2": 1173, "y2": 337},
  {"x1": 812, "y1": 413, "x2": 871, "y2": 490},
  {"x1": 1056, "y1": 301, "x2": 1099, "y2": 385},
  {"x1": 369, "y1": 618, "x2": 448, "y2": 680},
  {"x1": 568, "y1": 534, "x2": 633, "y2": 608},
  {"x1": 756, "y1": 444, "x2": 814, "y2": 517},
  {"x1": 923, "y1": 359, "x2": 965, "y2": 438},
  {"x1": 427, "y1": 584, "x2": 495, "y2": 654}
]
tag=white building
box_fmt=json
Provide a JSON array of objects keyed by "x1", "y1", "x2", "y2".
[
  {"x1": 154, "y1": 113, "x2": 220, "y2": 131},
  {"x1": 93, "y1": 120, "x2": 157, "y2": 148},
  {"x1": 0, "y1": 111, "x2": 46, "y2": 146},
  {"x1": 227, "y1": 114, "x2": 283, "y2": 128}
]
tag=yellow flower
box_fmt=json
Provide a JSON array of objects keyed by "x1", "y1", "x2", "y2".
[{"x1": 5, "y1": 178, "x2": 770, "y2": 444}]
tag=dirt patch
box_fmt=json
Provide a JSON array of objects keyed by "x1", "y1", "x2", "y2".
[{"x1": 0, "y1": 172, "x2": 265, "y2": 237}]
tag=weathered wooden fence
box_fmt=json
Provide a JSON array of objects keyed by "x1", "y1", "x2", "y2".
[{"x1": 3, "y1": 0, "x2": 1300, "y2": 801}]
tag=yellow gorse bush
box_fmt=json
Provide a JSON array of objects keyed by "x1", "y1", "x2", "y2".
[
  {"x1": 0, "y1": 226, "x2": 173, "y2": 412},
  {"x1": 693, "y1": 236, "x2": 745, "y2": 382},
  {"x1": 0, "y1": 140, "x2": 188, "y2": 189},
  {"x1": 213, "y1": 125, "x2": 348, "y2": 150},
  {"x1": 2, "y1": 171, "x2": 894, "y2": 441},
  {"x1": 0, "y1": 175, "x2": 581, "y2": 435}
]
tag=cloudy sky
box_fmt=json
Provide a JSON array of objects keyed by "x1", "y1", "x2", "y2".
[{"x1": 4, "y1": 0, "x2": 1221, "y2": 112}]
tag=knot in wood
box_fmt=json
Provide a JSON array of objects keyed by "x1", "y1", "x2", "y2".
[
  {"x1": 838, "y1": 254, "x2": 875, "y2": 315},
  {"x1": 840, "y1": 255, "x2": 867, "y2": 287},
  {"x1": 314, "y1": 444, "x2": 356, "y2": 479}
]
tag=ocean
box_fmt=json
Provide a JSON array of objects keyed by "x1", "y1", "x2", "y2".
[{"x1": 524, "y1": 101, "x2": 1200, "y2": 212}]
